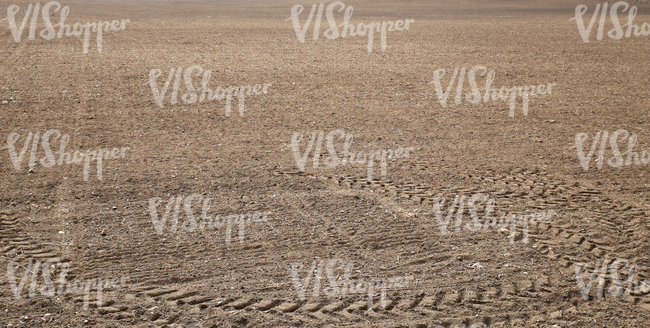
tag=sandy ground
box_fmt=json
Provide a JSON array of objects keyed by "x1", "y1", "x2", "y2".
[{"x1": 1, "y1": 0, "x2": 650, "y2": 327}]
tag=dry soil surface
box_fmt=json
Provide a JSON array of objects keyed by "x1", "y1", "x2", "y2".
[{"x1": 2, "y1": 0, "x2": 650, "y2": 327}]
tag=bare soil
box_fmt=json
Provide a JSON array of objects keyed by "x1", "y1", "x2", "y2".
[{"x1": 2, "y1": 0, "x2": 650, "y2": 327}]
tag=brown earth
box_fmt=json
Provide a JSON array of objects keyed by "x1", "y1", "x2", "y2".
[{"x1": 2, "y1": 0, "x2": 650, "y2": 327}]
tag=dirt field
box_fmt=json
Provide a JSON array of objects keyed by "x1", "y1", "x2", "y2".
[{"x1": 2, "y1": 0, "x2": 650, "y2": 327}]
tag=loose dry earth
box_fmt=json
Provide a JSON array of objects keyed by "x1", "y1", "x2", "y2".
[{"x1": 1, "y1": 0, "x2": 650, "y2": 327}]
